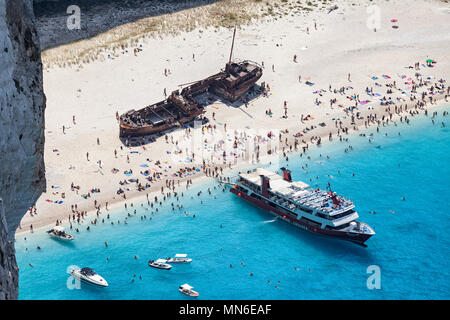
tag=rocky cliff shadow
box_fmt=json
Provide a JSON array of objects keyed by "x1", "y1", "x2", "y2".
[{"x1": 33, "y1": 0, "x2": 221, "y2": 51}]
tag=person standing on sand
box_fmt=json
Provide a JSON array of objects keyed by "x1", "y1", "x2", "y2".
[
  {"x1": 348, "y1": 73, "x2": 351, "y2": 82},
  {"x1": 62, "y1": 125, "x2": 65, "y2": 134},
  {"x1": 73, "y1": 115, "x2": 76, "y2": 124},
  {"x1": 86, "y1": 152, "x2": 89, "y2": 161}
]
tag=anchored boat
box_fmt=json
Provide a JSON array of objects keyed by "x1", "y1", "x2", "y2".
[
  {"x1": 148, "y1": 259, "x2": 172, "y2": 270},
  {"x1": 179, "y1": 283, "x2": 199, "y2": 297},
  {"x1": 230, "y1": 168, "x2": 375, "y2": 246},
  {"x1": 70, "y1": 267, "x2": 108, "y2": 287},
  {"x1": 166, "y1": 253, "x2": 192, "y2": 264},
  {"x1": 47, "y1": 226, "x2": 74, "y2": 241}
]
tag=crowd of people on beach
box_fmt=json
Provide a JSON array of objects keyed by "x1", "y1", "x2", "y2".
[{"x1": 21, "y1": 54, "x2": 449, "y2": 236}]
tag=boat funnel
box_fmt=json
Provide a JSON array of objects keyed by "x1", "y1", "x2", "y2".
[
  {"x1": 260, "y1": 175, "x2": 270, "y2": 197},
  {"x1": 280, "y1": 167, "x2": 292, "y2": 182}
]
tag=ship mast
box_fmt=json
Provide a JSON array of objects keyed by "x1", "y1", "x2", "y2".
[
  {"x1": 225, "y1": 26, "x2": 237, "y2": 73},
  {"x1": 228, "y1": 26, "x2": 236, "y2": 64}
]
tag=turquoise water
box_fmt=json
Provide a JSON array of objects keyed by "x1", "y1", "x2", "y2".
[{"x1": 16, "y1": 106, "x2": 450, "y2": 299}]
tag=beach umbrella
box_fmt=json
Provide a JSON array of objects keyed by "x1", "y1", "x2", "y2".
[
  {"x1": 426, "y1": 59, "x2": 433, "y2": 63},
  {"x1": 391, "y1": 19, "x2": 398, "y2": 22}
]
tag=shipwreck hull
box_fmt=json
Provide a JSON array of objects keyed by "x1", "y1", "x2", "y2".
[
  {"x1": 120, "y1": 108, "x2": 204, "y2": 137},
  {"x1": 211, "y1": 70, "x2": 263, "y2": 102}
]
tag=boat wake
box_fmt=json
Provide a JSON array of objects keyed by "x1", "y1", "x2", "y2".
[{"x1": 262, "y1": 219, "x2": 277, "y2": 224}]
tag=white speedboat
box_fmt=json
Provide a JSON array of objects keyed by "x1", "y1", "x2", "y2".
[
  {"x1": 70, "y1": 267, "x2": 108, "y2": 287},
  {"x1": 179, "y1": 283, "x2": 199, "y2": 297},
  {"x1": 47, "y1": 226, "x2": 75, "y2": 241},
  {"x1": 148, "y1": 259, "x2": 172, "y2": 270},
  {"x1": 166, "y1": 253, "x2": 192, "y2": 264}
]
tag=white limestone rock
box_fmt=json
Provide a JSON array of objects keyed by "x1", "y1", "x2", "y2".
[{"x1": 0, "y1": 0, "x2": 46, "y2": 300}]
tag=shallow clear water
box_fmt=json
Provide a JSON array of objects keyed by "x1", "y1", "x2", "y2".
[{"x1": 16, "y1": 106, "x2": 450, "y2": 299}]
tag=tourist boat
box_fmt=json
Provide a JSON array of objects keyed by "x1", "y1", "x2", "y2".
[
  {"x1": 179, "y1": 283, "x2": 199, "y2": 297},
  {"x1": 230, "y1": 168, "x2": 375, "y2": 247},
  {"x1": 166, "y1": 253, "x2": 192, "y2": 264},
  {"x1": 148, "y1": 259, "x2": 172, "y2": 270},
  {"x1": 47, "y1": 226, "x2": 74, "y2": 241},
  {"x1": 119, "y1": 27, "x2": 263, "y2": 138},
  {"x1": 70, "y1": 267, "x2": 108, "y2": 287}
]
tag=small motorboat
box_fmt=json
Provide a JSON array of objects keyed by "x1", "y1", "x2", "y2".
[
  {"x1": 47, "y1": 226, "x2": 74, "y2": 241},
  {"x1": 70, "y1": 267, "x2": 108, "y2": 287},
  {"x1": 166, "y1": 253, "x2": 192, "y2": 264},
  {"x1": 148, "y1": 259, "x2": 172, "y2": 270},
  {"x1": 179, "y1": 283, "x2": 199, "y2": 297}
]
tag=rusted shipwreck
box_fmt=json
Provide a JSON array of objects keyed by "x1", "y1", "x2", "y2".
[{"x1": 119, "y1": 28, "x2": 263, "y2": 138}]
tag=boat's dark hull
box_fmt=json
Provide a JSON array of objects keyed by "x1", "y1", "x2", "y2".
[
  {"x1": 210, "y1": 70, "x2": 263, "y2": 102},
  {"x1": 230, "y1": 186, "x2": 372, "y2": 246},
  {"x1": 119, "y1": 108, "x2": 204, "y2": 137}
]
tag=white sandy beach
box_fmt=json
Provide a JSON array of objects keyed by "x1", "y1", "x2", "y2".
[{"x1": 16, "y1": 0, "x2": 450, "y2": 236}]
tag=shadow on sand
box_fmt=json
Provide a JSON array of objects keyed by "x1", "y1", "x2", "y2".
[
  {"x1": 118, "y1": 83, "x2": 266, "y2": 146},
  {"x1": 34, "y1": 0, "x2": 221, "y2": 50}
]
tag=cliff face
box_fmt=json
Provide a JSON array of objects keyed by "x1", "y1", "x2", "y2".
[{"x1": 0, "y1": 0, "x2": 46, "y2": 299}]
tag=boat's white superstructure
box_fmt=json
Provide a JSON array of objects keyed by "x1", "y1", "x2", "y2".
[
  {"x1": 231, "y1": 168, "x2": 375, "y2": 246},
  {"x1": 166, "y1": 254, "x2": 192, "y2": 263},
  {"x1": 70, "y1": 267, "x2": 108, "y2": 287},
  {"x1": 179, "y1": 283, "x2": 199, "y2": 297}
]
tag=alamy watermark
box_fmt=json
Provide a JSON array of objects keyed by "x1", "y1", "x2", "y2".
[
  {"x1": 366, "y1": 5, "x2": 381, "y2": 31},
  {"x1": 66, "y1": 265, "x2": 81, "y2": 290},
  {"x1": 67, "y1": 5, "x2": 81, "y2": 30},
  {"x1": 165, "y1": 124, "x2": 283, "y2": 169},
  {"x1": 366, "y1": 265, "x2": 381, "y2": 290}
]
